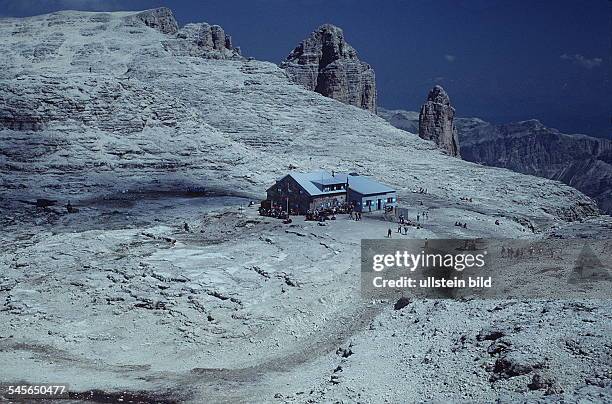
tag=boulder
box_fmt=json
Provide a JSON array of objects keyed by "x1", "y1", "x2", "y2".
[
  {"x1": 491, "y1": 352, "x2": 545, "y2": 380},
  {"x1": 394, "y1": 296, "x2": 411, "y2": 310}
]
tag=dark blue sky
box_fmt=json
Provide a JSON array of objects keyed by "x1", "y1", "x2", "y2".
[{"x1": 1, "y1": 0, "x2": 610, "y2": 138}]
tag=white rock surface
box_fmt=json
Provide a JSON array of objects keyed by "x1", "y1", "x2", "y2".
[
  {"x1": 0, "y1": 10, "x2": 599, "y2": 223},
  {"x1": 1, "y1": 8, "x2": 610, "y2": 403}
]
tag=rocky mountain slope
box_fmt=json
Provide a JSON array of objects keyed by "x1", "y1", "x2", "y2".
[
  {"x1": 377, "y1": 107, "x2": 420, "y2": 133},
  {"x1": 459, "y1": 119, "x2": 612, "y2": 214},
  {"x1": 280, "y1": 24, "x2": 376, "y2": 113},
  {"x1": 378, "y1": 108, "x2": 612, "y2": 214},
  {"x1": 418, "y1": 85, "x2": 460, "y2": 157},
  {"x1": 1, "y1": 8, "x2": 610, "y2": 403},
  {"x1": 0, "y1": 9, "x2": 596, "y2": 222}
]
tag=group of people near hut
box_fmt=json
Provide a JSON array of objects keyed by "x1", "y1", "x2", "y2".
[
  {"x1": 259, "y1": 205, "x2": 290, "y2": 219},
  {"x1": 306, "y1": 202, "x2": 355, "y2": 222},
  {"x1": 261, "y1": 201, "x2": 358, "y2": 222},
  {"x1": 390, "y1": 212, "x2": 424, "y2": 236}
]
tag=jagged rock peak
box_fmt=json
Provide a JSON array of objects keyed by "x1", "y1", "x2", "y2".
[
  {"x1": 286, "y1": 24, "x2": 358, "y2": 62},
  {"x1": 419, "y1": 85, "x2": 461, "y2": 157},
  {"x1": 122, "y1": 8, "x2": 241, "y2": 59},
  {"x1": 426, "y1": 85, "x2": 451, "y2": 106},
  {"x1": 280, "y1": 24, "x2": 377, "y2": 113},
  {"x1": 131, "y1": 7, "x2": 178, "y2": 35},
  {"x1": 172, "y1": 22, "x2": 241, "y2": 59},
  {"x1": 514, "y1": 119, "x2": 547, "y2": 130}
]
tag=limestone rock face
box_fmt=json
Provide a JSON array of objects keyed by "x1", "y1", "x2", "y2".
[
  {"x1": 130, "y1": 7, "x2": 178, "y2": 34},
  {"x1": 458, "y1": 119, "x2": 612, "y2": 214},
  {"x1": 377, "y1": 108, "x2": 420, "y2": 133},
  {"x1": 168, "y1": 22, "x2": 241, "y2": 59},
  {"x1": 0, "y1": 8, "x2": 600, "y2": 225},
  {"x1": 122, "y1": 8, "x2": 241, "y2": 59},
  {"x1": 380, "y1": 105, "x2": 612, "y2": 214},
  {"x1": 418, "y1": 85, "x2": 460, "y2": 157},
  {"x1": 280, "y1": 24, "x2": 376, "y2": 112},
  {"x1": 1, "y1": 9, "x2": 611, "y2": 403}
]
